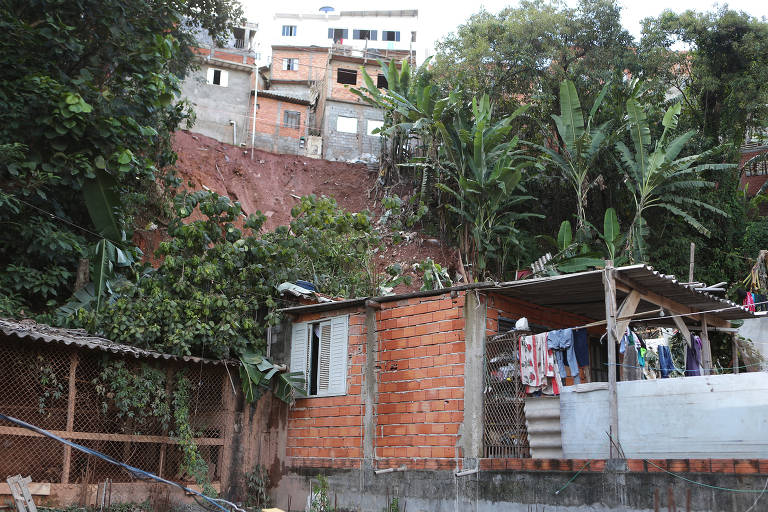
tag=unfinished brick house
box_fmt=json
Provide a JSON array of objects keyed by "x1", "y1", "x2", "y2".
[{"x1": 270, "y1": 264, "x2": 767, "y2": 512}]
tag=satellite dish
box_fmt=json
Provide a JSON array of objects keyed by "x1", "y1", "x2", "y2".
[{"x1": 319, "y1": 6, "x2": 335, "y2": 13}]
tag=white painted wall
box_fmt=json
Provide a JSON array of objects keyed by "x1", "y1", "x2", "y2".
[
  {"x1": 560, "y1": 373, "x2": 768, "y2": 459},
  {"x1": 271, "y1": 12, "x2": 418, "y2": 54},
  {"x1": 739, "y1": 316, "x2": 768, "y2": 369}
]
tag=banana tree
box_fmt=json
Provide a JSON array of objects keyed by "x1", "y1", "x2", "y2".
[
  {"x1": 616, "y1": 100, "x2": 733, "y2": 262},
  {"x1": 436, "y1": 95, "x2": 541, "y2": 280},
  {"x1": 530, "y1": 80, "x2": 611, "y2": 234}
]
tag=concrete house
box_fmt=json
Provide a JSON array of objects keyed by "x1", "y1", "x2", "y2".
[
  {"x1": 179, "y1": 22, "x2": 261, "y2": 146},
  {"x1": 269, "y1": 264, "x2": 768, "y2": 512}
]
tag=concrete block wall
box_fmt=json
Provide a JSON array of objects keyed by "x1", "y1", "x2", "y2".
[
  {"x1": 374, "y1": 294, "x2": 466, "y2": 469},
  {"x1": 322, "y1": 100, "x2": 383, "y2": 161},
  {"x1": 180, "y1": 62, "x2": 253, "y2": 146},
  {"x1": 286, "y1": 307, "x2": 366, "y2": 469}
]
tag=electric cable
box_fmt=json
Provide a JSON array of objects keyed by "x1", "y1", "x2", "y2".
[{"x1": 0, "y1": 413, "x2": 246, "y2": 512}]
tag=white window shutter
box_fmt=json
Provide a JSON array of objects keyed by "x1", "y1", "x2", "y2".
[
  {"x1": 282, "y1": 58, "x2": 289, "y2": 71},
  {"x1": 317, "y1": 323, "x2": 332, "y2": 393},
  {"x1": 206, "y1": 67, "x2": 215, "y2": 84},
  {"x1": 328, "y1": 315, "x2": 349, "y2": 395},
  {"x1": 220, "y1": 70, "x2": 228, "y2": 87},
  {"x1": 290, "y1": 322, "x2": 309, "y2": 393}
]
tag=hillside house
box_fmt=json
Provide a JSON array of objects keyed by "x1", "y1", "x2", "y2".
[{"x1": 270, "y1": 264, "x2": 766, "y2": 512}]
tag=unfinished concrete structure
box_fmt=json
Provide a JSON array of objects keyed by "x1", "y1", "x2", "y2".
[{"x1": 270, "y1": 265, "x2": 765, "y2": 511}]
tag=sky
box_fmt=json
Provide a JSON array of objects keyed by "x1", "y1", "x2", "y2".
[{"x1": 244, "y1": 0, "x2": 768, "y2": 60}]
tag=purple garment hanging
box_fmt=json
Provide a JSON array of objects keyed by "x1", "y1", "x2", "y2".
[{"x1": 685, "y1": 334, "x2": 702, "y2": 376}]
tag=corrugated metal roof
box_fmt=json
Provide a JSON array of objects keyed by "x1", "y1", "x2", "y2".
[
  {"x1": 280, "y1": 265, "x2": 754, "y2": 325},
  {"x1": 0, "y1": 318, "x2": 233, "y2": 366}
]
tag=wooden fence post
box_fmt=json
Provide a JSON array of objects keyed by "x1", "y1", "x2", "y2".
[
  {"x1": 61, "y1": 352, "x2": 79, "y2": 484},
  {"x1": 603, "y1": 261, "x2": 620, "y2": 457}
]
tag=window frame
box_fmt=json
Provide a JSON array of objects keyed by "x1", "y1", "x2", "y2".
[
  {"x1": 336, "y1": 68, "x2": 357, "y2": 85},
  {"x1": 366, "y1": 119, "x2": 384, "y2": 136},
  {"x1": 206, "y1": 67, "x2": 228, "y2": 87},
  {"x1": 282, "y1": 25, "x2": 297, "y2": 37},
  {"x1": 282, "y1": 58, "x2": 299, "y2": 71},
  {"x1": 353, "y1": 29, "x2": 377, "y2": 41},
  {"x1": 290, "y1": 316, "x2": 349, "y2": 398},
  {"x1": 382, "y1": 30, "x2": 400, "y2": 42},
  {"x1": 283, "y1": 110, "x2": 301, "y2": 129}
]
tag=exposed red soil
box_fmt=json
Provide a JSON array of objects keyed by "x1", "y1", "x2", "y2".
[{"x1": 135, "y1": 131, "x2": 457, "y2": 293}]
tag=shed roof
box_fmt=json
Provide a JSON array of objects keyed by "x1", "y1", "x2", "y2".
[
  {"x1": 0, "y1": 318, "x2": 232, "y2": 365},
  {"x1": 280, "y1": 265, "x2": 755, "y2": 326}
]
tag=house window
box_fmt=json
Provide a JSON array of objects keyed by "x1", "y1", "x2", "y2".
[
  {"x1": 206, "y1": 68, "x2": 228, "y2": 87},
  {"x1": 337, "y1": 68, "x2": 357, "y2": 85},
  {"x1": 290, "y1": 316, "x2": 349, "y2": 397},
  {"x1": 328, "y1": 28, "x2": 348, "y2": 43},
  {"x1": 411, "y1": 31, "x2": 417, "y2": 42},
  {"x1": 253, "y1": 52, "x2": 262, "y2": 61},
  {"x1": 376, "y1": 74, "x2": 388, "y2": 89},
  {"x1": 382, "y1": 30, "x2": 400, "y2": 42},
  {"x1": 232, "y1": 27, "x2": 245, "y2": 49},
  {"x1": 336, "y1": 116, "x2": 358, "y2": 133},
  {"x1": 283, "y1": 110, "x2": 300, "y2": 129},
  {"x1": 353, "y1": 29, "x2": 377, "y2": 41},
  {"x1": 282, "y1": 25, "x2": 297, "y2": 37},
  {"x1": 282, "y1": 58, "x2": 298, "y2": 71},
  {"x1": 367, "y1": 120, "x2": 383, "y2": 136}
]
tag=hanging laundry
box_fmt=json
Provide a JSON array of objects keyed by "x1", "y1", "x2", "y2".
[
  {"x1": 744, "y1": 291, "x2": 756, "y2": 312},
  {"x1": 547, "y1": 329, "x2": 581, "y2": 385},
  {"x1": 658, "y1": 345, "x2": 674, "y2": 378},
  {"x1": 622, "y1": 338, "x2": 643, "y2": 381},
  {"x1": 685, "y1": 334, "x2": 703, "y2": 377},
  {"x1": 519, "y1": 333, "x2": 561, "y2": 395},
  {"x1": 573, "y1": 328, "x2": 590, "y2": 367}
]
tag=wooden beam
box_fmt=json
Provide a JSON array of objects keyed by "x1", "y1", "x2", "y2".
[
  {"x1": 614, "y1": 275, "x2": 730, "y2": 328},
  {"x1": 699, "y1": 318, "x2": 713, "y2": 375},
  {"x1": 602, "y1": 261, "x2": 620, "y2": 458},
  {"x1": 732, "y1": 333, "x2": 740, "y2": 374},
  {"x1": 689, "y1": 242, "x2": 695, "y2": 284},
  {"x1": 0, "y1": 426, "x2": 224, "y2": 445},
  {"x1": 0, "y1": 483, "x2": 50, "y2": 496},
  {"x1": 614, "y1": 290, "x2": 641, "y2": 342},
  {"x1": 671, "y1": 313, "x2": 691, "y2": 373},
  {"x1": 61, "y1": 352, "x2": 79, "y2": 484}
]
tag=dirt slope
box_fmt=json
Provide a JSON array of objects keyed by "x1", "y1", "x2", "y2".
[{"x1": 160, "y1": 130, "x2": 457, "y2": 293}]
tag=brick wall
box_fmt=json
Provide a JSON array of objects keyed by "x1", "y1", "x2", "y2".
[
  {"x1": 286, "y1": 307, "x2": 366, "y2": 469},
  {"x1": 328, "y1": 62, "x2": 385, "y2": 102},
  {"x1": 271, "y1": 48, "x2": 328, "y2": 83},
  {"x1": 374, "y1": 294, "x2": 466, "y2": 470}
]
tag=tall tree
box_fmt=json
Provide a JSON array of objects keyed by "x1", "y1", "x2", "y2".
[{"x1": 0, "y1": 0, "x2": 243, "y2": 317}]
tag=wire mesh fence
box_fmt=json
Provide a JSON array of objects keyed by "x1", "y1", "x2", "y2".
[
  {"x1": 482, "y1": 332, "x2": 530, "y2": 458},
  {"x1": 0, "y1": 335, "x2": 228, "y2": 485}
]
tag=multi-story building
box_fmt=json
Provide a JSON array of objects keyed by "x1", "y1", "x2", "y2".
[
  {"x1": 179, "y1": 10, "x2": 419, "y2": 161},
  {"x1": 179, "y1": 22, "x2": 261, "y2": 146},
  {"x1": 257, "y1": 9, "x2": 417, "y2": 161}
]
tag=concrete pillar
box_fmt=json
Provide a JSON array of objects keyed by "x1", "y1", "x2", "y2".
[
  {"x1": 362, "y1": 306, "x2": 378, "y2": 467},
  {"x1": 459, "y1": 290, "x2": 487, "y2": 464}
]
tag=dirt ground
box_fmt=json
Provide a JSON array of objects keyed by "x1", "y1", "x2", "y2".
[{"x1": 139, "y1": 131, "x2": 458, "y2": 293}]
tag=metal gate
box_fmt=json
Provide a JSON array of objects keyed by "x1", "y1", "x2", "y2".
[{"x1": 482, "y1": 332, "x2": 530, "y2": 458}]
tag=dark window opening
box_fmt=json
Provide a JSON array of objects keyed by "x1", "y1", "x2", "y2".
[
  {"x1": 283, "y1": 110, "x2": 300, "y2": 129},
  {"x1": 309, "y1": 323, "x2": 320, "y2": 396},
  {"x1": 376, "y1": 74, "x2": 388, "y2": 89},
  {"x1": 337, "y1": 68, "x2": 357, "y2": 85},
  {"x1": 232, "y1": 27, "x2": 245, "y2": 49},
  {"x1": 382, "y1": 30, "x2": 400, "y2": 42},
  {"x1": 354, "y1": 29, "x2": 377, "y2": 41},
  {"x1": 212, "y1": 69, "x2": 222, "y2": 85},
  {"x1": 328, "y1": 28, "x2": 348, "y2": 43}
]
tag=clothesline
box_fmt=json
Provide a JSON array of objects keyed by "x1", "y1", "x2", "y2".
[{"x1": 546, "y1": 300, "x2": 768, "y2": 334}]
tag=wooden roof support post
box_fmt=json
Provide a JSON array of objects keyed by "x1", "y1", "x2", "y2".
[
  {"x1": 699, "y1": 318, "x2": 713, "y2": 375},
  {"x1": 732, "y1": 333, "x2": 740, "y2": 374},
  {"x1": 602, "y1": 260, "x2": 620, "y2": 458},
  {"x1": 61, "y1": 352, "x2": 79, "y2": 484}
]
